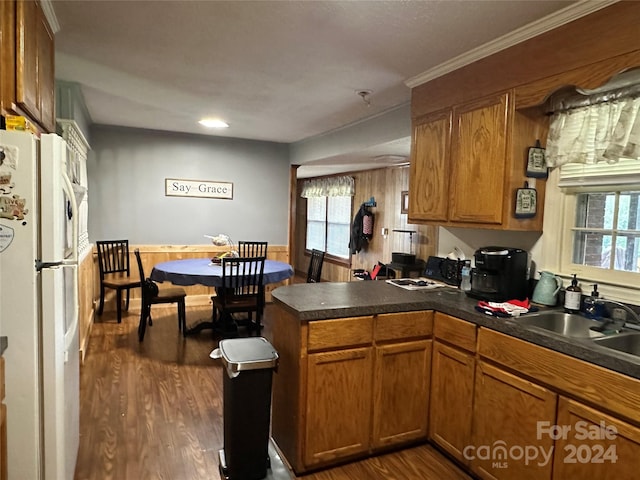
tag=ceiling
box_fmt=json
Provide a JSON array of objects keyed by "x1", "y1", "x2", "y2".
[{"x1": 50, "y1": 0, "x2": 588, "y2": 177}]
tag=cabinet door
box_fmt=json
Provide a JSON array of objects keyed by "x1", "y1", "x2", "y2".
[
  {"x1": 471, "y1": 361, "x2": 557, "y2": 480},
  {"x1": 449, "y1": 93, "x2": 510, "y2": 224},
  {"x1": 305, "y1": 347, "x2": 373, "y2": 467},
  {"x1": 16, "y1": 0, "x2": 40, "y2": 121},
  {"x1": 372, "y1": 339, "x2": 431, "y2": 449},
  {"x1": 552, "y1": 397, "x2": 640, "y2": 480},
  {"x1": 15, "y1": 0, "x2": 54, "y2": 131},
  {"x1": 429, "y1": 341, "x2": 475, "y2": 464},
  {"x1": 36, "y1": 4, "x2": 54, "y2": 132},
  {"x1": 408, "y1": 110, "x2": 451, "y2": 222}
]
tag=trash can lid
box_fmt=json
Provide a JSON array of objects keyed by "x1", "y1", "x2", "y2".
[{"x1": 213, "y1": 337, "x2": 279, "y2": 374}]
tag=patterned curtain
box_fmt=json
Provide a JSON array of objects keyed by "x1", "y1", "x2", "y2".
[
  {"x1": 301, "y1": 176, "x2": 355, "y2": 198},
  {"x1": 546, "y1": 95, "x2": 640, "y2": 167}
]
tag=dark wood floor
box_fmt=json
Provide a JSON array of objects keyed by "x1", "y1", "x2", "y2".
[{"x1": 74, "y1": 303, "x2": 471, "y2": 480}]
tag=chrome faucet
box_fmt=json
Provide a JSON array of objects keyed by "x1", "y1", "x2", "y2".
[{"x1": 598, "y1": 299, "x2": 640, "y2": 330}]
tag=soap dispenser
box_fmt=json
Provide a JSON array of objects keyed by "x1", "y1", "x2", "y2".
[
  {"x1": 564, "y1": 274, "x2": 582, "y2": 313},
  {"x1": 584, "y1": 284, "x2": 604, "y2": 319}
]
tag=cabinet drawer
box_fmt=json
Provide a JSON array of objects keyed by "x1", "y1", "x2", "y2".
[
  {"x1": 434, "y1": 313, "x2": 477, "y2": 352},
  {"x1": 308, "y1": 316, "x2": 373, "y2": 351},
  {"x1": 375, "y1": 311, "x2": 433, "y2": 342}
]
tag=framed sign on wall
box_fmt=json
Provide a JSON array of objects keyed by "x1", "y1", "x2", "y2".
[{"x1": 165, "y1": 178, "x2": 233, "y2": 199}]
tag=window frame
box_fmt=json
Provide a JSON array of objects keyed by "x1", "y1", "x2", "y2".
[
  {"x1": 560, "y1": 188, "x2": 640, "y2": 284},
  {"x1": 543, "y1": 169, "x2": 640, "y2": 304},
  {"x1": 304, "y1": 195, "x2": 353, "y2": 265}
]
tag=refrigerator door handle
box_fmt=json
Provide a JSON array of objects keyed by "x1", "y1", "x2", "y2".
[{"x1": 35, "y1": 260, "x2": 64, "y2": 271}]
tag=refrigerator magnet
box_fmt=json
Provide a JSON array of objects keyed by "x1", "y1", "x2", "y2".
[
  {"x1": 515, "y1": 182, "x2": 537, "y2": 219},
  {"x1": 526, "y1": 139, "x2": 548, "y2": 178},
  {"x1": 0, "y1": 224, "x2": 14, "y2": 252}
]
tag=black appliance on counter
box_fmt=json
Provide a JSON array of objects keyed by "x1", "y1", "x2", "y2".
[
  {"x1": 423, "y1": 256, "x2": 464, "y2": 286},
  {"x1": 468, "y1": 247, "x2": 528, "y2": 302}
]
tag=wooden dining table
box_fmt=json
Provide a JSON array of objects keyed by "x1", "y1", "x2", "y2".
[{"x1": 150, "y1": 258, "x2": 294, "y2": 335}]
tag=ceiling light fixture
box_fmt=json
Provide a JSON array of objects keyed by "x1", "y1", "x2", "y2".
[
  {"x1": 199, "y1": 118, "x2": 229, "y2": 129},
  {"x1": 356, "y1": 90, "x2": 372, "y2": 107}
]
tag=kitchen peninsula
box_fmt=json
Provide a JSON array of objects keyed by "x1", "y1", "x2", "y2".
[{"x1": 270, "y1": 281, "x2": 640, "y2": 479}]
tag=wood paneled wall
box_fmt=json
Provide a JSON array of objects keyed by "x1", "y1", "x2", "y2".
[{"x1": 295, "y1": 166, "x2": 437, "y2": 282}]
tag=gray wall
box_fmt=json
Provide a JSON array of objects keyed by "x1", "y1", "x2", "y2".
[
  {"x1": 289, "y1": 103, "x2": 411, "y2": 165},
  {"x1": 87, "y1": 125, "x2": 290, "y2": 245}
]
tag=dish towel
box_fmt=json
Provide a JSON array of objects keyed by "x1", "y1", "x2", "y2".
[{"x1": 476, "y1": 298, "x2": 532, "y2": 317}]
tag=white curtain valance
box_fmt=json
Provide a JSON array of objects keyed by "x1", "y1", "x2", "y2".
[
  {"x1": 546, "y1": 95, "x2": 640, "y2": 167},
  {"x1": 301, "y1": 176, "x2": 354, "y2": 198}
]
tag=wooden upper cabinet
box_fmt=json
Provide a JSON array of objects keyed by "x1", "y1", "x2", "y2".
[
  {"x1": 449, "y1": 93, "x2": 509, "y2": 224},
  {"x1": 36, "y1": 3, "x2": 55, "y2": 132},
  {"x1": 408, "y1": 110, "x2": 451, "y2": 222},
  {"x1": 3, "y1": 0, "x2": 56, "y2": 132},
  {"x1": 16, "y1": 0, "x2": 39, "y2": 119},
  {"x1": 408, "y1": 91, "x2": 547, "y2": 231}
]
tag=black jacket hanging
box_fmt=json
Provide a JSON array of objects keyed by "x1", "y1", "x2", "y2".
[{"x1": 349, "y1": 204, "x2": 374, "y2": 254}]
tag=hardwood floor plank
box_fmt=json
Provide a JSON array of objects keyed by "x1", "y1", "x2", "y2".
[{"x1": 75, "y1": 304, "x2": 470, "y2": 480}]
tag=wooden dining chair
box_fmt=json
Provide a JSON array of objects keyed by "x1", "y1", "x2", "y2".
[
  {"x1": 212, "y1": 256, "x2": 266, "y2": 334},
  {"x1": 237, "y1": 241, "x2": 268, "y2": 314},
  {"x1": 237, "y1": 240, "x2": 268, "y2": 258},
  {"x1": 307, "y1": 249, "x2": 325, "y2": 283},
  {"x1": 134, "y1": 249, "x2": 187, "y2": 341},
  {"x1": 96, "y1": 240, "x2": 140, "y2": 323}
]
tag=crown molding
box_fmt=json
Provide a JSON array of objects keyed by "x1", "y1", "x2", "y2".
[
  {"x1": 40, "y1": 0, "x2": 60, "y2": 34},
  {"x1": 405, "y1": 0, "x2": 619, "y2": 89}
]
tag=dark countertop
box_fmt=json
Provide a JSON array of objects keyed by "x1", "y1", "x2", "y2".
[
  {"x1": 0, "y1": 336, "x2": 7, "y2": 355},
  {"x1": 272, "y1": 281, "x2": 640, "y2": 379}
]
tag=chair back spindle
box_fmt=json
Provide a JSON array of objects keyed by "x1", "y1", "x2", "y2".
[{"x1": 237, "y1": 241, "x2": 268, "y2": 258}]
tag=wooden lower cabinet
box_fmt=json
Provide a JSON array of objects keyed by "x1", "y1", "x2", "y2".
[
  {"x1": 304, "y1": 347, "x2": 373, "y2": 467},
  {"x1": 429, "y1": 341, "x2": 475, "y2": 464},
  {"x1": 471, "y1": 361, "x2": 557, "y2": 480},
  {"x1": 372, "y1": 339, "x2": 432, "y2": 449},
  {"x1": 552, "y1": 397, "x2": 640, "y2": 480}
]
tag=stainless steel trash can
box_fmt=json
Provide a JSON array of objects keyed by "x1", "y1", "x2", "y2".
[{"x1": 211, "y1": 337, "x2": 279, "y2": 480}]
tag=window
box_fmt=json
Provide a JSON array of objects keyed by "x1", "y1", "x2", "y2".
[
  {"x1": 554, "y1": 159, "x2": 640, "y2": 297},
  {"x1": 570, "y1": 191, "x2": 640, "y2": 273},
  {"x1": 306, "y1": 195, "x2": 351, "y2": 259}
]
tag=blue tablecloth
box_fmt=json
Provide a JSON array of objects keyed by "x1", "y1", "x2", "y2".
[{"x1": 150, "y1": 258, "x2": 294, "y2": 287}]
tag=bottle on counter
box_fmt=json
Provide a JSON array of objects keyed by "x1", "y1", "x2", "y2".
[
  {"x1": 564, "y1": 274, "x2": 582, "y2": 313},
  {"x1": 460, "y1": 260, "x2": 472, "y2": 292},
  {"x1": 584, "y1": 284, "x2": 605, "y2": 319}
]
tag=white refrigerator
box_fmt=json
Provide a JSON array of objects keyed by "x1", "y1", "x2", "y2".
[{"x1": 0, "y1": 130, "x2": 80, "y2": 480}]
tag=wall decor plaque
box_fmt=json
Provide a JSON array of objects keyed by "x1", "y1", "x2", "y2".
[{"x1": 165, "y1": 178, "x2": 233, "y2": 199}]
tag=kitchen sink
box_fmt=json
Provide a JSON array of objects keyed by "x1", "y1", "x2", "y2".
[
  {"x1": 513, "y1": 311, "x2": 611, "y2": 339},
  {"x1": 593, "y1": 332, "x2": 640, "y2": 357}
]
